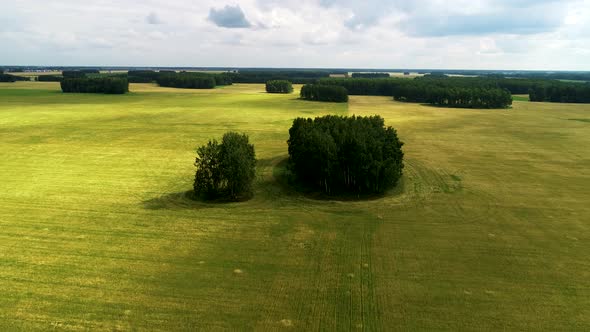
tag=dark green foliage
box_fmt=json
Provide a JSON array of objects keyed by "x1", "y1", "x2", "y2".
[
  {"x1": 351, "y1": 73, "x2": 390, "y2": 78},
  {"x1": 62, "y1": 71, "x2": 87, "y2": 78},
  {"x1": 156, "y1": 72, "x2": 216, "y2": 89},
  {"x1": 228, "y1": 71, "x2": 330, "y2": 84},
  {"x1": 0, "y1": 74, "x2": 17, "y2": 82},
  {"x1": 0, "y1": 74, "x2": 28, "y2": 82},
  {"x1": 194, "y1": 132, "x2": 256, "y2": 201},
  {"x1": 394, "y1": 86, "x2": 512, "y2": 109},
  {"x1": 318, "y1": 78, "x2": 404, "y2": 96},
  {"x1": 37, "y1": 75, "x2": 63, "y2": 82},
  {"x1": 128, "y1": 70, "x2": 160, "y2": 83},
  {"x1": 300, "y1": 84, "x2": 348, "y2": 103},
  {"x1": 213, "y1": 73, "x2": 233, "y2": 86},
  {"x1": 266, "y1": 80, "x2": 293, "y2": 94},
  {"x1": 60, "y1": 77, "x2": 129, "y2": 94},
  {"x1": 529, "y1": 82, "x2": 590, "y2": 103},
  {"x1": 288, "y1": 115, "x2": 404, "y2": 195},
  {"x1": 318, "y1": 77, "x2": 512, "y2": 108}
]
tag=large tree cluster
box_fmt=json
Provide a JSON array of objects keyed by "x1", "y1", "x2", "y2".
[
  {"x1": 529, "y1": 82, "x2": 590, "y2": 103},
  {"x1": 60, "y1": 77, "x2": 129, "y2": 94},
  {"x1": 194, "y1": 132, "x2": 256, "y2": 201},
  {"x1": 300, "y1": 84, "x2": 349, "y2": 102},
  {"x1": 288, "y1": 115, "x2": 404, "y2": 195},
  {"x1": 266, "y1": 80, "x2": 293, "y2": 94}
]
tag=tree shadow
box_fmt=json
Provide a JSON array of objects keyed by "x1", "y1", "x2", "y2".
[{"x1": 142, "y1": 190, "x2": 252, "y2": 211}]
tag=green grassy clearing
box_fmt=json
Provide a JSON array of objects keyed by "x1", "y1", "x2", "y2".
[
  {"x1": 0, "y1": 82, "x2": 589, "y2": 330},
  {"x1": 512, "y1": 94, "x2": 530, "y2": 102}
]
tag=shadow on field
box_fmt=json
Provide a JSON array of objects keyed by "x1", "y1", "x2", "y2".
[
  {"x1": 142, "y1": 190, "x2": 249, "y2": 210},
  {"x1": 270, "y1": 158, "x2": 403, "y2": 202}
]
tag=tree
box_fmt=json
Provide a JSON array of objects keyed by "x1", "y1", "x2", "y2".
[
  {"x1": 266, "y1": 80, "x2": 293, "y2": 93},
  {"x1": 194, "y1": 140, "x2": 222, "y2": 199},
  {"x1": 219, "y1": 132, "x2": 256, "y2": 199},
  {"x1": 194, "y1": 132, "x2": 256, "y2": 201}
]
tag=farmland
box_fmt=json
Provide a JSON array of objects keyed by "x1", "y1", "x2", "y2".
[{"x1": 0, "y1": 82, "x2": 589, "y2": 330}]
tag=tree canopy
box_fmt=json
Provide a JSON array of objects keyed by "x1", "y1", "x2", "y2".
[
  {"x1": 266, "y1": 80, "x2": 293, "y2": 94},
  {"x1": 194, "y1": 132, "x2": 256, "y2": 201},
  {"x1": 288, "y1": 115, "x2": 404, "y2": 195},
  {"x1": 300, "y1": 84, "x2": 348, "y2": 102},
  {"x1": 60, "y1": 77, "x2": 129, "y2": 94}
]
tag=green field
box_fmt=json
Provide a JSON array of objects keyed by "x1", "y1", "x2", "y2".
[{"x1": 1, "y1": 82, "x2": 589, "y2": 330}]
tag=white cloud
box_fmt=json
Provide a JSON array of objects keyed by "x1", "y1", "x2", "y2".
[{"x1": 0, "y1": 0, "x2": 588, "y2": 70}]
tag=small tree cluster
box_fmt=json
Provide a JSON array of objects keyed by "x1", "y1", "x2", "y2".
[
  {"x1": 60, "y1": 77, "x2": 129, "y2": 94},
  {"x1": 300, "y1": 84, "x2": 348, "y2": 102},
  {"x1": 194, "y1": 132, "x2": 256, "y2": 201},
  {"x1": 288, "y1": 115, "x2": 404, "y2": 195},
  {"x1": 266, "y1": 80, "x2": 293, "y2": 94},
  {"x1": 351, "y1": 73, "x2": 390, "y2": 78}
]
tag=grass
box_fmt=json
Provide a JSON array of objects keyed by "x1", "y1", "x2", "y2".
[
  {"x1": 1, "y1": 82, "x2": 589, "y2": 330},
  {"x1": 512, "y1": 94, "x2": 530, "y2": 102}
]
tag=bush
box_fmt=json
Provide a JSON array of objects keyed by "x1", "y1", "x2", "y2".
[
  {"x1": 266, "y1": 80, "x2": 293, "y2": 94},
  {"x1": 38, "y1": 75, "x2": 63, "y2": 82},
  {"x1": 300, "y1": 84, "x2": 348, "y2": 102},
  {"x1": 194, "y1": 132, "x2": 256, "y2": 201},
  {"x1": 60, "y1": 77, "x2": 129, "y2": 94},
  {"x1": 288, "y1": 115, "x2": 404, "y2": 195},
  {"x1": 156, "y1": 73, "x2": 216, "y2": 89}
]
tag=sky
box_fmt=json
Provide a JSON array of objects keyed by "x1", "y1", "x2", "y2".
[{"x1": 1, "y1": 0, "x2": 590, "y2": 70}]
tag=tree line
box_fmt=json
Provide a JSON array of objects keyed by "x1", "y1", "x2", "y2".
[
  {"x1": 227, "y1": 70, "x2": 331, "y2": 84},
  {"x1": 0, "y1": 73, "x2": 29, "y2": 82},
  {"x1": 63, "y1": 70, "x2": 99, "y2": 78},
  {"x1": 392, "y1": 81, "x2": 512, "y2": 108},
  {"x1": 37, "y1": 75, "x2": 63, "y2": 82},
  {"x1": 266, "y1": 80, "x2": 293, "y2": 94},
  {"x1": 529, "y1": 82, "x2": 590, "y2": 103},
  {"x1": 316, "y1": 77, "x2": 513, "y2": 108},
  {"x1": 351, "y1": 73, "x2": 390, "y2": 78},
  {"x1": 287, "y1": 115, "x2": 404, "y2": 195},
  {"x1": 300, "y1": 84, "x2": 349, "y2": 103},
  {"x1": 60, "y1": 77, "x2": 129, "y2": 94}
]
